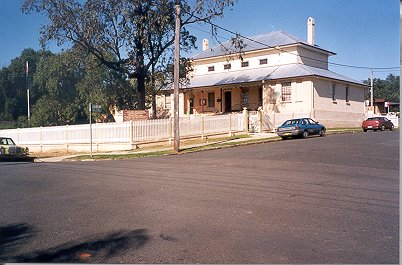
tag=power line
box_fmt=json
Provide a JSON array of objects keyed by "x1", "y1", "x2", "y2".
[{"x1": 184, "y1": 12, "x2": 400, "y2": 71}]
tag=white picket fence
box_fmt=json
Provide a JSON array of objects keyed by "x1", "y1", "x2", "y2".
[{"x1": 0, "y1": 113, "x2": 246, "y2": 152}]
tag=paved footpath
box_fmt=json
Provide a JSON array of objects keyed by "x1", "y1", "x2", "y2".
[{"x1": 34, "y1": 133, "x2": 278, "y2": 162}]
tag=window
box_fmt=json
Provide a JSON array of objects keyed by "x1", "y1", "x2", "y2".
[
  {"x1": 345, "y1": 85, "x2": 350, "y2": 103},
  {"x1": 295, "y1": 81, "x2": 303, "y2": 102},
  {"x1": 281, "y1": 82, "x2": 292, "y2": 102},
  {"x1": 259, "y1": 58, "x2": 268, "y2": 65},
  {"x1": 208, "y1": 92, "x2": 215, "y2": 107},
  {"x1": 241, "y1": 88, "x2": 249, "y2": 106},
  {"x1": 165, "y1": 95, "x2": 171, "y2": 109},
  {"x1": 224, "y1": 63, "x2": 231, "y2": 70},
  {"x1": 208, "y1": 66, "x2": 215, "y2": 72},
  {"x1": 241, "y1": 61, "x2": 249, "y2": 67},
  {"x1": 332, "y1": 82, "x2": 336, "y2": 101}
]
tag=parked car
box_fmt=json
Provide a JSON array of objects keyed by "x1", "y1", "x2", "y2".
[
  {"x1": 0, "y1": 137, "x2": 29, "y2": 158},
  {"x1": 276, "y1": 118, "x2": 326, "y2": 139},
  {"x1": 362, "y1": 117, "x2": 394, "y2": 132}
]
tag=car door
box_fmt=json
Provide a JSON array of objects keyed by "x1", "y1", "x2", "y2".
[
  {"x1": 384, "y1": 118, "x2": 393, "y2": 129},
  {"x1": 301, "y1": 118, "x2": 313, "y2": 134},
  {"x1": 307, "y1": 118, "x2": 320, "y2": 134}
]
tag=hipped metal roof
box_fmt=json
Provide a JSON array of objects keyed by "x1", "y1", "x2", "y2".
[
  {"x1": 184, "y1": 63, "x2": 365, "y2": 89},
  {"x1": 192, "y1": 31, "x2": 336, "y2": 60}
]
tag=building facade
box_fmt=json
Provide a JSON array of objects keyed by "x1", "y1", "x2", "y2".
[{"x1": 157, "y1": 18, "x2": 367, "y2": 128}]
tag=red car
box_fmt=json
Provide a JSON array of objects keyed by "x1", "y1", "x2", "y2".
[{"x1": 362, "y1": 117, "x2": 394, "y2": 132}]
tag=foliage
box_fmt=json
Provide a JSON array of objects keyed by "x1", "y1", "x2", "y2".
[
  {"x1": 0, "y1": 48, "x2": 135, "y2": 128},
  {"x1": 0, "y1": 49, "x2": 52, "y2": 122},
  {"x1": 22, "y1": 0, "x2": 237, "y2": 110},
  {"x1": 363, "y1": 74, "x2": 400, "y2": 102}
]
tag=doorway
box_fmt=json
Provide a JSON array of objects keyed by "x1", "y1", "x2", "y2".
[
  {"x1": 189, "y1": 98, "x2": 194, "y2": 114},
  {"x1": 224, "y1": 91, "x2": 231, "y2": 112}
]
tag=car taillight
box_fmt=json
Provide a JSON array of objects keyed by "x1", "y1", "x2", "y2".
[{"x1": 295, "y1": 126, "x2": 300, "y2": 130}]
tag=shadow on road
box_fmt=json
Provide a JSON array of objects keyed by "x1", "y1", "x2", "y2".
[
  {"x1": 0, "y1": 223, "x2": 149, "y2": 263},
  {"x1": 0, "y1": 223, "x2": 34, "y2": 262},
  {"x1": 0, "y1": 156, "x2": 36, "y2": 162}
]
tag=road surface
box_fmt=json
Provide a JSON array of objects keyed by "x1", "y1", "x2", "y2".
[{"x1": 0, "y1": 131, "x2": 399, "y2": 263}]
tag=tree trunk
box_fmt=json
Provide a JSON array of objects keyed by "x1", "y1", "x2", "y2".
[
  {"x1": 136, "y1": 74, "x2": 146, "y2": 110},
  {"x1": 151, "y1": 92, "x2": 157, "y2": 119}
]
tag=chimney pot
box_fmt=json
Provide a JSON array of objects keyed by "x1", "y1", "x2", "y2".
[
  {"x1": 307, "y1": 17, "x2": 315, "y2": 46},
  {"x1": 202, "y1": 39, "x2": 209, "y2": 51}
]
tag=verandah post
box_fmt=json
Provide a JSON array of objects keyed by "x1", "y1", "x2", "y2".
[
  {"x1": 243, "y1": 107, "x2": 249, "y2": 133},
  {"x1": 229, "y1": 113, "x2": 232, "y2": 137}
]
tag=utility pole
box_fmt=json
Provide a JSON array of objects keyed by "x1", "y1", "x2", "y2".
[
  {"x1": 173, "y1": 4, "x2": 180, "y2": 153},
  {"x1": 370, "y1": 69, "x2": 374, "y2": 107},
  {"x1": 26, "y1": 61, "x2": 30, "y2": 121}
]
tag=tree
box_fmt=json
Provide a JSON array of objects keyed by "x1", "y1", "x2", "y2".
[
  {"x1": 31, "y1": 48, "x2": 135, "y2": 126},
  {"x1": 364, "y1": 74, "x2": 400, "y2": 102},
  {"x1": 0, "y1": 48, "x2": 52, "y2": 122},
  {"x1": 22, "y1": 0, "x2": 237, "y2": 110}
]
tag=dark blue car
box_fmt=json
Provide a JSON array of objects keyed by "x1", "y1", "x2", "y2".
[{"x1": 276, "y1": 118, "x2": 326, "y2": 139}]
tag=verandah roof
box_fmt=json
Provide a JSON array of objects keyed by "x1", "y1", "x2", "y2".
[{"x1": 184, "y1": 63, "x2": 365, "y2": 89}]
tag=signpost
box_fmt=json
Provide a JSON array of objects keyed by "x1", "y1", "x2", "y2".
[{"x1": 89, "y1": 103, "x2": 102, "y2": 158}]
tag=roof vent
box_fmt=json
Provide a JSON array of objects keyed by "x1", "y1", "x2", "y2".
[
  {"x1": 202, "y1": 39, "x2": 209, "y2": 51},
  {"x1": 307, "y1": 17, "x2": 315, "y2": 46}
]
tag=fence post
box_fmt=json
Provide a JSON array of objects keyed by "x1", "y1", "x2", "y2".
[
  {"x1": 168, "y1": 117, "x2": 173, "y2": 145},
  {"x1": 243, "y1": 107, "x2": 249, "y2": 133},
  {"x1": 201, "y1": 113, "x2": 205, "y2": 139},
  {"x1": 40, "y1": 126, "x2": 43, "y2": 153},
  {"x1": 257, "y1": 107, "x2": 263, "y2": 133},
  {"x1": 95, "y1": 123, "x2": 99, "y2": 152},
  {"x1": 66, "y1": 125, "x2": 69, "y2": 153},
  {"x1": 129, "y1": 121, "x2": 134, "y2": 148}
]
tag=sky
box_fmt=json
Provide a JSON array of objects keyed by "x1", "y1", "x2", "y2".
[{"x1": 0, "y1": 0, "x2": 400, "y2": 82}]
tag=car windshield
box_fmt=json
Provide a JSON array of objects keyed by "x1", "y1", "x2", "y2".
[{"x1": 0, "y1": 138, "x2": 15, "y2": 145}]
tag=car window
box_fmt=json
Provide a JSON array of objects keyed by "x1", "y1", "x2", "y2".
[
  {"x1": 7, "y1": 138, "x2": 15, "y2": 145},
  {"x1": 308, "y1": 118, "x2": 316, "y2": 124},
  {"x1": 302, "y1": 119, "x2": 309, "y2": 125},
  {"x1": 1, "y1": 139, "x2": 7, "y2": 145}
]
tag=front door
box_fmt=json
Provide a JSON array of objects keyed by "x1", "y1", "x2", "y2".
[
  {"x1": 224, "y1": 91, "x2": 231, "y2": 112},
  {"x1": 189, "y1": 98, "x2": 194, "y2": 114}
]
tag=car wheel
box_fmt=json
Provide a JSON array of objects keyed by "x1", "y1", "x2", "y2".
[
  {"x1": 302, "y1": 130, "x2": 309, "y2": 139},
  {"x1": 281, "y1": 136, "x2": 288, "y2": 140},
  {"x1": 390, "y1": 125, "x2": 394, "y2": 131},
  {"x1": 363, "y1": 129, "x2": 367, "y2": 132},
  {"x1": 380, "y1": 125, "x2": 385, "y2": 131},
  {"x1": 319, "y1": 129, "x2": 325, "y2": 137}
]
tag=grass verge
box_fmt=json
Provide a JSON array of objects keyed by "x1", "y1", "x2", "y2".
[{"x1": 65, "y1": 128, "x2": 389, "y2": 161}]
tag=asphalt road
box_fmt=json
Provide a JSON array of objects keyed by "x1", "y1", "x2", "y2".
[{"x1": 0, "y1": 131, "x2": 399, "y2": 263}]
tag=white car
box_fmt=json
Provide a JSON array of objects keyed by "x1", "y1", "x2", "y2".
[{"x1": 0, "y1": 137, "x2": 29, "y2": 158}]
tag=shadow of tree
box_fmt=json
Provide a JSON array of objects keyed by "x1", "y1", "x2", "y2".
[
  {"x1": 0, "y1": 223, "x2": 149, "y2": 263},
  {"x1": 0, "y1": 156, "x2": 35, "y2": 162},
  {"x1": 0, "y1": 223, "x2": 34, "y2": 262}
]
